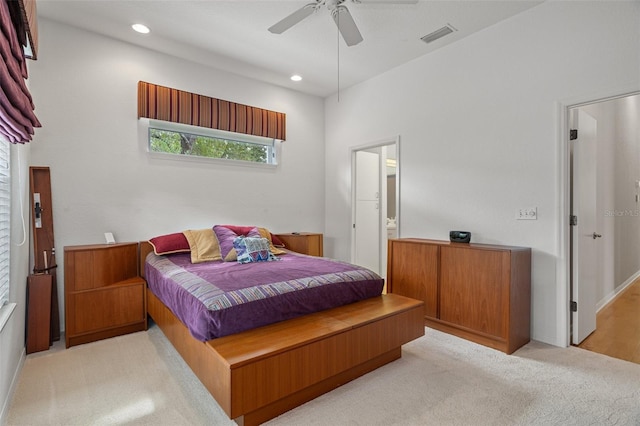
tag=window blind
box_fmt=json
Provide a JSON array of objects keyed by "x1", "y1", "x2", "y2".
[
  {"x1": 0, "y1": 140, "x2": 10, "y2": 307},
  {"x1": 137, "y1": 81, "x2": 286, "y2": 141}
]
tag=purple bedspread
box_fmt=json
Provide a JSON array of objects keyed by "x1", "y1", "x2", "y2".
[{"x1": 145, "y1": 251, "x2": 384, "y2": 341}]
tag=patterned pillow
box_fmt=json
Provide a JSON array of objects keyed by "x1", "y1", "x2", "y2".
[
  {"x1": 213, "y1": 225, "x2": 261, "y2": 261},
  {"x1": 233, "y1": 236, "x2": 279, "y2": 264},
  {"x1": 219, "y1": 225, "x2": 287, "y2": 255}
]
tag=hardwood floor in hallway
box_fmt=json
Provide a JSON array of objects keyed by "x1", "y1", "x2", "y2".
[{"x1": 578, "y1": 279, "x2": 640, "y2": 364}]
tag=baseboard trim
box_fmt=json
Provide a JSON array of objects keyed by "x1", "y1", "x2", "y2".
[{"x1": 596, "y1": 270, "x2": 640, "y2": 312}]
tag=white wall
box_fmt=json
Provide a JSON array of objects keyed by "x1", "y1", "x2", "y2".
[
  {"x1": 28, "y1": 19, "x2": 326, "y2": 332},
  {"x1": 324, "y1": 1, "x2": 640, "y2": 346},
  {"x1": 0, "y1": 143, "x2": 31, "y2": 424}
]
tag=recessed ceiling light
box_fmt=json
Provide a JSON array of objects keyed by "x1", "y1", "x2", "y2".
[
  {"x1": 290, "y1": 75, "x2": 302, "y2": 82},
  {"x1": 132, "y1": 24, "x2": 150, "y2": 34}
]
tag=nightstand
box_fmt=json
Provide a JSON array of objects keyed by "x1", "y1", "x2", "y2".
[
  {"x1": 275, "y1": 233, "x2": 323, "y2": 257},
  {"x1": 64, "y1": 242, "x2": 146, "y2": 348}
]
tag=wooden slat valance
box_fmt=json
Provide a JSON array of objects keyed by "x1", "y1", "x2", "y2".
[{"x1": 137, "y1": 81, "x2": 286, "y2": 141}]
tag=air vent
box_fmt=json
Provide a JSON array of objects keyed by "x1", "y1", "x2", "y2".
[{"x1": 421, "y1": 24, "x2": 456, "y2": 44}]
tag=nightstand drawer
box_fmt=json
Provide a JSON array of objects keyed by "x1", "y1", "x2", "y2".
[{"x1": 66, "y1": 280, "x2": 145, "y2": 335}]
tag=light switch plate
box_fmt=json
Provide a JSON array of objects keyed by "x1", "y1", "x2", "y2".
[{"x1": 516, "y1": 207, "x2": 537, "y2": 220}]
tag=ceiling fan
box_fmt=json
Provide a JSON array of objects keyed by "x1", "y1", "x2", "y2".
[{"x1": 268, "y1": 0, "x2": 418, "y2": 47}]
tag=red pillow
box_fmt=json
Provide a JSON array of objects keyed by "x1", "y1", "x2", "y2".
[{"x1": 149, "y1": 232, "x2": 190, "y2": 255}]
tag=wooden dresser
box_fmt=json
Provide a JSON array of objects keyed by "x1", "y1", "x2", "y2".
[
  {"x1": 64, "y1": 242, "x2": 146, "y2": 348},
  {"x1": 275, "y1": 233, "x2": 323, "y2": 257},
  {"x1": 387, "y1": 238, "x2": 531, "y2": 354}
]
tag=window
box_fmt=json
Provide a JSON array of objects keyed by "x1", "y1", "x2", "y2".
[
  {"x1": 0, "y1": 139, "x2": 10, "y2": 309},
  {"x1": 148, "y1": 121, "x2": 278, "y2": 166}
]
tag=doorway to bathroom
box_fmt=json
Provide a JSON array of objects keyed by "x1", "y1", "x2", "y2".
[{"x1": 351, "y1": 137, "x2": 399, "y2": 281}]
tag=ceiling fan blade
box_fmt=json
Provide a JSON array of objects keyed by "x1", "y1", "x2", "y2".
[
  {"x1": 268, "y1": 3, "x2": 318, "y2": 34},
  {"x1": 332, "y1": 6, "x2": 363, "y2": 47}
]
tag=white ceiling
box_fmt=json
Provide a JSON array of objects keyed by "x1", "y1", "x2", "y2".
[{"x1": 36, "y1": 0, "x2": 543, "y2": 97}]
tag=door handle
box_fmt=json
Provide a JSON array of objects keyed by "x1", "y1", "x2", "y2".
[{"x1": 592, "y1": 232, "x2": 602, "y2": 239}]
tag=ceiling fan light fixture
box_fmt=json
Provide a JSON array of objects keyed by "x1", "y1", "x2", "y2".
[{"x1": 420, "y1": 24, "x2": 456, "y2": 44}]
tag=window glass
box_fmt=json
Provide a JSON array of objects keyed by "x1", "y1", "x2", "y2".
[{"x1": 148, "y1": 121, "x2": 278, "y2": 166}]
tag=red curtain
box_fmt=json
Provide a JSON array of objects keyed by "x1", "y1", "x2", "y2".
[{"x1": 0, "y1": 0, "x2": 40, "y2": 144}]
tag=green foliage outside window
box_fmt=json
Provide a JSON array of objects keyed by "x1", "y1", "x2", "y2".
[{"x1": 150, "y1": 129, "x2": 270, "y2": 163}]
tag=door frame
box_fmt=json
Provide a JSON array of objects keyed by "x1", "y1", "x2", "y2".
[
  {"x1": 350, "y1": 136, "x2": 401, "y2": 276},
  {"x1": 558, "y1": 87, "x2": 640, "y2": 347}
]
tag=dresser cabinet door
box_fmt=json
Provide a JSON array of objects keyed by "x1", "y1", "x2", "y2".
[
  {"x1": 388, "y1": 240, "x2": 439, "y2": 318},
  {"x1": 439, "y1": 246, "x2": 510, "y2": 339}
]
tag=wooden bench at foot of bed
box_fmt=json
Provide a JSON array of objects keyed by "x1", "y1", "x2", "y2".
[{"x1": 147, "y1": 290, "x2": 424, "y2": 425}]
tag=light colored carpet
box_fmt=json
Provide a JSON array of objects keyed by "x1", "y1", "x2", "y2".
[{"x1": 7, "y1": 324, "x2": 640, "y2": 426}]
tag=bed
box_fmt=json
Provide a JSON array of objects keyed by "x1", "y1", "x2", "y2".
[{"x1": 140, "y1": 227, "x2": 424, "y2": 425}]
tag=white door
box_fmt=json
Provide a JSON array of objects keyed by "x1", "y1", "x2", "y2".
[
  {"x1": 571, "y1": 109, "x2": 599, "y2": 345},
  {"x1": 354, "y1": 150, "x2": 380, "y2": 274}
]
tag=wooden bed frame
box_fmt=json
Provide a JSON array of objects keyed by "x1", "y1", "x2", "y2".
[{"x1": 139, "y1": 241, "x2": 425, "y2": 425}]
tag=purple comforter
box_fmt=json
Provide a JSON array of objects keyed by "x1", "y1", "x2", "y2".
[{"x1": 145, "y1": 251, "x2": 384, "y2": 341}]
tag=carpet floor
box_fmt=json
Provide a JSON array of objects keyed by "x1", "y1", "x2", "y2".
[{"x1": 7, "y1": 324, "x2": 640, "y2": 425}]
